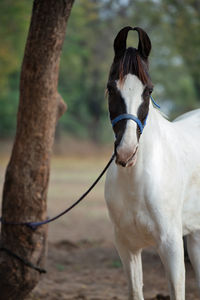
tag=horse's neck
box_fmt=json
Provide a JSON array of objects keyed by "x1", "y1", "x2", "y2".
[
  {"x1": 141, "y1": 102, "x2": 166, "y2": 145},
  {"x1": 136, "y1": 102, "x2": 172, "y2": 172}
]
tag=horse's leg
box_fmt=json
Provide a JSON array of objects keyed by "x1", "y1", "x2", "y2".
[
  {"x1": 157, "y1": 231, "x2": 185, "y2": 300},
  {"x1": 115, "y1": 231, "x2": 144, "y2": 300},
  {"x1": 186, "y1": 230, "x2": 200, "y2": 294}
]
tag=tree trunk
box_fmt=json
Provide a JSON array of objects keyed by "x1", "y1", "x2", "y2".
[{"x1": 0, "y1": 0, "x2": 74, "y2": 299}]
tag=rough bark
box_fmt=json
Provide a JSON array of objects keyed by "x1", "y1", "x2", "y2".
[{"x1": 0, "y1": 0, "x2": 74, "y2": 299}]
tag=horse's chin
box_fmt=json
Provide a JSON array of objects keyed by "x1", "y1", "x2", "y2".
[{"x1": 126, "y1": 155, "x2": 137, "y2": 167}]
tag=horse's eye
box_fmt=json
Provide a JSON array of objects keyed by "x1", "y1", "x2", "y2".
[
  {"x1": 143, "y1": 87, "x2": 151, "y2": 98},
  {"x1": 149, "y1": 88, "x2": 153, "y2": 95}
]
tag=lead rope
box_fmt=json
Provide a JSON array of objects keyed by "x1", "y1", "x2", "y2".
[
  {"x1": 0, "y1": 154, "x2": 115, "y2": 273},
  {"x1": 0, "y1": 153, "x2": 115, "y2": 230},
  {"x1": 0, "y1": 245, "x2": 46, "y2": 273}
]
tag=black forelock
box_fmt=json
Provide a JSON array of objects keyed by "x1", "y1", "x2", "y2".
[
  {"x1": 109, "y1": 47, "x2": 151, "y2": 86},
  {"x1": 119, "y1": 47, "x2": 150, "y2": 84}
]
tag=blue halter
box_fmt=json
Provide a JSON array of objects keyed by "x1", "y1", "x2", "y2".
[
  {"x1": 111, "y1": 96, "x2": 160, "y2": 134},
  {"x1": 111, "y1": 114, "x2": 145, "y2": 133}
]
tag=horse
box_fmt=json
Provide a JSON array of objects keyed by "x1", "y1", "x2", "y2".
[{"x1": 104, "y1": 26, "x2": 200, "y2": 300}]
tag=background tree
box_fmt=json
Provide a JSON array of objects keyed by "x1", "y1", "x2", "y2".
[
  {"x1": 162, "y1": 0, "x2": 200, "y2": 100},
  {"x1": 0, "y1": 0, "x2": 74, "y2": 299},
  {"x1": 0, "y1": 1, "x2": 32, "y2": 136},
  {"x1": 0, "y1": 0, "x2": 199, "y2": 141}
]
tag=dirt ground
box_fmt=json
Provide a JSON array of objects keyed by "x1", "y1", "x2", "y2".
[{"x1": 0, "y1": 145, "x2": 199, "y2": 300}]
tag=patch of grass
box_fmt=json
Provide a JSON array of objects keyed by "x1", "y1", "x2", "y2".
[
  {"x1": 55, "y1": 264, "x2": 65, "y2": 272},
  {"x1": 110, "y1": 259, "x2": 122, "y2": 269}
]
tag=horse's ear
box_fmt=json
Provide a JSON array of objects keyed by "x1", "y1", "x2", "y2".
[
  {"x1": 114, "y1": 26, "x2": 133, "y2": 61},
  {"x1": 133, "y1": 27, "x2": 151, "y2": 60}
]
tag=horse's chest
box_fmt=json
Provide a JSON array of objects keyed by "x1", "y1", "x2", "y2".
[{"x1": 105, "y1": 175, "x2": 155, "y2": 247}]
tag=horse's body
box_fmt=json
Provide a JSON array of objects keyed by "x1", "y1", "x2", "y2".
[{"x1": 104, "y1": 27, "x2": 200, "y2": 300}]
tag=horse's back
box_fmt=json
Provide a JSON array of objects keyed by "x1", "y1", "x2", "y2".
[
  {"x1": 173, "y1": 108, "x2": 200, "y2": 127},
  {"x1": 174, "y1": 109, "x2": 200, "y2": 235},
  {"x1": 172, "y1": 109, "x2": 200, "y2": 146}
]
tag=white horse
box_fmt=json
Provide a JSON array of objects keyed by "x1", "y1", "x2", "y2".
[{"x1": 105, "y1": 26, "x2": 200, "y2": 300}]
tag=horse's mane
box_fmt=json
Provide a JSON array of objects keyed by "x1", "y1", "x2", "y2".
[{"x1": 119, "y1": 47, "x2": 149, "y2": 85}]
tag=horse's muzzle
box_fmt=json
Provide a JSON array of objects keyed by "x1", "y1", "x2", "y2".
[{"x1": 115, "y1": 145, "x2": 138, "y2": 167}]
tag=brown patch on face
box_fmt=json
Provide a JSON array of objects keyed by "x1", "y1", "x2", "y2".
[
  {"x1": 138, "y1": 87, "x2": 152, "y2": 123},
  {"x1": 136, "y1": 86, "x2": 153, "y2": 137},
  {"x1": 106, "y1": 80, "x2": 127, "y2": 149}
]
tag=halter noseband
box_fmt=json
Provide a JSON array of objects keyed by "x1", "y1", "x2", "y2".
[
  {"x1": 111, "y1": 114, "x2": 146, "y2": 134},
  {"x1": 111, "y1": 96, "x2": 159, "y2": 134}
]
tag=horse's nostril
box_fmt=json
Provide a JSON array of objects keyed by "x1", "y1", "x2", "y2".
[{"x1": 116, "y1": 159, "x2": 127, "y2": 167}]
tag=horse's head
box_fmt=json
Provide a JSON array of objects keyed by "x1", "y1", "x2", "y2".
[{"x1": 107, "y1": 26, "x2": 153, "y2": 167}]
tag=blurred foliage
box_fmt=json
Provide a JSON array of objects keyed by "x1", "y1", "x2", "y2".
[
  {"x1": 0, "y1": 0, "x2": 31, "y2": 137},
  {"x1": 0, "y1": 0, "x2": 200, "y2": 141}
]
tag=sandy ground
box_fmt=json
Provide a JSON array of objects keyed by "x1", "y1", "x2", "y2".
[{"x1": 0, "y1": 149, "x2": 199, "y2": 300}]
